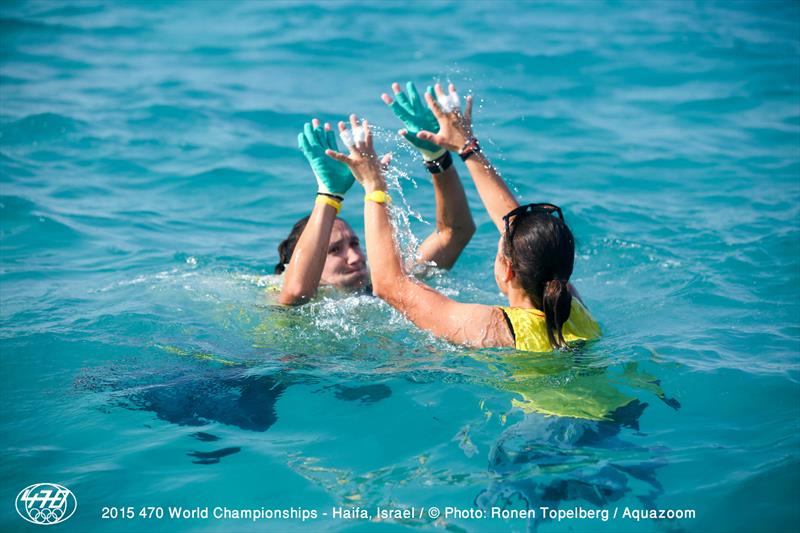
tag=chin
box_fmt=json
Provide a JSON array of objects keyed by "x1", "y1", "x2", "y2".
[{"x1": 338, "y1": 271, "x2": 369, "y2": 290}]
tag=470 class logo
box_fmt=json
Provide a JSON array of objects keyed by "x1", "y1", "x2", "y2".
[{"x1": 15, "y1": 483, "x2": 77, "y2": 525}]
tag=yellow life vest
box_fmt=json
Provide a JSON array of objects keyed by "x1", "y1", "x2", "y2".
[{"x1": 500, "y1": 298, "x2": 601, "y2": 353}]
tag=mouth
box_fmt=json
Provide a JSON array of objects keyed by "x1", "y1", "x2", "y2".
[{"x1": 340, "y1": 268, "x2": 368, "y2": 284}]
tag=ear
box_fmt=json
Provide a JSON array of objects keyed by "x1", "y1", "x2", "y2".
[{"x1": 500, "y1": 256, "x2": 515, "y2": 284}]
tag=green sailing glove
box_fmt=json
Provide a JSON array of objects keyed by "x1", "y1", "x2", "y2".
[
  {"x1": 388, "y1": 82, "x2": 446, "y2": 161},
  {"x1": 298, "y1": 122, "x2": 354, "y2": 196}
]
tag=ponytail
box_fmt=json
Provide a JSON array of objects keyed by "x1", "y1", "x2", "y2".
[
  {"x1": 274, "y1": 215, "x2": 311, "y2": 274},
  {"x1": 503, "y1": 210, "x2": 576, "y2": 350},
  {"x1": 543, "y1": 278, "x2": 572, "y2": 349}
]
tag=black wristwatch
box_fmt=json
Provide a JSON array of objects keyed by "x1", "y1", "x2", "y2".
[{"x1": 424, "y1": 151, "x2": 453, "y2": 174}]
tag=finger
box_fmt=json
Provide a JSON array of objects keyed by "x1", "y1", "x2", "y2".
[
  {"x1": 388, "y1": 98, "x2": 414, "y2": 123},
  {"x1": 363, "y1": 118, "x2": 372, "y2": 148},
  {"x1": 392, "y1": 82, "x2": 402, "y2": 95},
  {"x1": 303, "y1": 122, "x2": 320, "y2": 149},
  {"x1": 400, "y1": 129, "x2": 420, "y2": 146},
  {"x1": 448, "y1": 84, "x2": 460, "y2": 112},
  {"x1": 434, "y1": 83, "x2": 445, "y2": 98},
  {"x1": 297, "y1": 132, "x2": 311, "y2": 154},
  {"x1": 350, "y1": 114, "x2": 366, "y2": 147},
  {"x1": 424, "y1": 91, "x2": 444, "y2": 119},
  {"x1": 381, "y1": 93, "x2": 393, "y2": 105},
  {"x1": 340, "y1": 131, "x2": 355, "y2": 152},
  {"x1": 416, "y1": 130, "x2": 445, "y2": 145},
  {"x1": 338, "y1": 121, "x2": 355, "y2": 151},
  {"x1": 311, "y1": 119, "x2": 326, "y2": 146},
  {"x1": 325, "y1": 148, "x2": 351, "y2": 164},
  {"x1": 380, "y1": 152, "x2": 393, "y2": 169},
  {"x1": 465, "y1": 95, "x2": 473, "y2": 124},
  {"x1": 394, "y1": 89, "x2": 411, "y2": 112},
  {"x1": 407, "y1": 81, "x2": 422, "y2": 111},
  {"x1": 324, "y1": 123, "x2": 338, "y2": 151}
]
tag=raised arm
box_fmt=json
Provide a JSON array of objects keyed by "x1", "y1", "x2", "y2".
[
  {"x1": 326, "y1": 115, "x2": 513, "y2": 348},
  {"x1": 278, "y1": 198, "x2": 336, "y2": 305},
  {"x1": 418, "y1": 85, "x2": 584, "y2": 302},
  {"x1": 278, "y1": 119, "x2": 354, "y2": 305},
  {"x1": 416, "y1": 84, "x2": 519, "y2": 233},
  {"x1": 416, "y1": 164, "x2": 475, "y2": 269},
  {"x1": 382, "y1": 82, "x2": 475, "y2": 269}
]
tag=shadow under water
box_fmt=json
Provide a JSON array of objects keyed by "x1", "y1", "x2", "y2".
[{"x1": 472, "y1": 350, "x2": 681, "y2": 532}]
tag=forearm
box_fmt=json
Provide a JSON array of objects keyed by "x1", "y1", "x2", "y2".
[
  {"x1": 278, "y1": 200, "x2": 336, "y2": 305},
  {"x1": 432, "y1": 164, "x2": 475, "y2": 236},
  {"x1": 418, "y1": 164, "x2": 476, "y2": 268},
  {"x1": 363, "y1": 182, "x2": 406, "y2": 295},
  {"x1": 464, "y1": 150, "x2": 519, "y2": 232}
]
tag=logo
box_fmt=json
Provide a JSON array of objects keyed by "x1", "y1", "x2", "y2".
[{"x1": 15, "y1": 483, "x2": 77, "y2": 525}]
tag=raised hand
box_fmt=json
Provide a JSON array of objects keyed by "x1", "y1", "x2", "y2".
[
  {"x1": 325, "y1": 114, "x2": 391, "y2": 190},
  {"x1": 416, "y1": 83, "x2": 474, "y2": 152},
  {"x1": 298, "y1": 118, "x2": 355, "y2": 196},
  {"x1": 381, "y1": 81, "x2": 445, "y2": 161}
]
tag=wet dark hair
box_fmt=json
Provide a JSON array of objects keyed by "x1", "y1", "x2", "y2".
[
  {"x1": 274, "y1": 215, "x2": 311, "y2": 274},
  {"x1": 503, "y1": 212, "x2": 575, "y2": 349}
]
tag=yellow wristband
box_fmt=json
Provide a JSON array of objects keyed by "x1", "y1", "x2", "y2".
[
  {"x1": 315, "y1": 194, "x2": 342, "y2": 214},
  {"x1": 364, "y1": 190, "x2": 392, "y2": 204}
]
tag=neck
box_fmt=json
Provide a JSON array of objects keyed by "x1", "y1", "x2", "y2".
[{"x1": 506, "y1": 285, "x2": 536, "y2": 308}]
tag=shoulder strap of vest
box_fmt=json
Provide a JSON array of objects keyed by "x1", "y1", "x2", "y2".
[{"x1": 499, "y1": 308, "x2": 516, "y2": 343}]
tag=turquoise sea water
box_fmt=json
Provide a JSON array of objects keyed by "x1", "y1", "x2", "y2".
[{"x1": 1, "y1": 1, "x2": 798, "y2": 532}]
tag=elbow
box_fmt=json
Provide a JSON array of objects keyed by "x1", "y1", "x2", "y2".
[
  {"x1": 278, "y1": 284, "x2": 314, "y2": 306},
  {"x1": 371, "y1": 275, "x2": 406, "y2": 306},
  {"x1": 371, "y1": 280, "x2": 392, "y2": 302},
  {"x1": 448, "y1": 220, "x2": 477, "y2": 249},
  {"x1": 458, "y1": 219, "x2": 477, "y2": 246},
  {"x1": 436, "y1": 223, "x2": 476, "y2": 270}
]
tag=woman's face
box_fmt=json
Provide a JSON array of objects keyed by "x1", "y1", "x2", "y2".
[{"x1": 320, "y1": 219, "x2": 368, "y2": 289}]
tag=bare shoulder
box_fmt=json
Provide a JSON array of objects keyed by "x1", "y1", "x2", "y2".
[
  {"x1": 465, "y1": 304, "x2": 515, "y2": 349},
  {"x1": 379, "y1": 277, "x2": 515, "y2": 349}
]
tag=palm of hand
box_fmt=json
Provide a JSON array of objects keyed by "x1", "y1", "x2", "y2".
[
  {"x1": 435, "y1": 115, "x2": 471, "y2": 151},
  {"x1": 416, "y1": 84, "x2": 475, "y2": 152},
  {"x1": 388, "y1": 83, "x2": 442, "y2": 154},
  {"x1": 298, "y1": 123, "x2": 354, "y2": 195},
  {"x1": 345, "y1": 147, "x2": 383, "y2": 185},
  {"x1": 324, "y1": 116, "x2": 389, "y2": 190}
]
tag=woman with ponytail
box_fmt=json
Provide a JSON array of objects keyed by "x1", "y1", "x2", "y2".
[{"x1": 326, "y1": 84, "x2": 599, "y2": 352}]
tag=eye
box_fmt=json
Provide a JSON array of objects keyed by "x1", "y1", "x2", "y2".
[
  {"x1": 328, "y1": 246, "x2": 340, "y2": 254},
  {"x1": 351, "y1": 239, "x2": 360, "y2": 247}
]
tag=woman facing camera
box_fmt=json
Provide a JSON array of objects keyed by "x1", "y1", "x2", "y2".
[{"x1": 326, "y1": 85, "x2": 600, "y2": 352}]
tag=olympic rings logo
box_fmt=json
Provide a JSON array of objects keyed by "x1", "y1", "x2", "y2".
[{"x1": 15, "y1": 483, "x2": 77, "y2": 526}]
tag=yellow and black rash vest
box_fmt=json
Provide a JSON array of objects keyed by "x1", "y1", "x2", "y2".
[{"x1": 499, "y1": 299, "x2": 601, "y2": 353}]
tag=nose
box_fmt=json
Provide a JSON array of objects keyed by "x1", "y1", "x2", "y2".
[{"x1": 347, "y1": 245, "x2": 365, "y2": 267}]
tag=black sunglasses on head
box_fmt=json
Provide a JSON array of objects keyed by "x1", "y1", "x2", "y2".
[{"x1": 502, "y1": 202, "x2": 564, "y2": 244}]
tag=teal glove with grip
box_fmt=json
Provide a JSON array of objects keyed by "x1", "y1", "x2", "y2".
[
  {"x1": 298, "y1": 122, "x2": 354, "y2": 196},
  {"x1": 388, "y1": 82, "x2": 447, "y2": 161}
]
